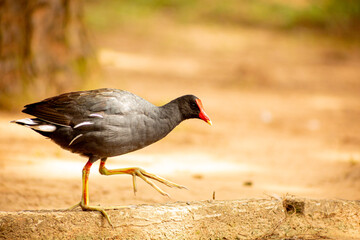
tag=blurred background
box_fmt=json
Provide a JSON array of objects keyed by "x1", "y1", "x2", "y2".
[{"x1": 0, "y1": 0, "x2": 359, "y2": 211}]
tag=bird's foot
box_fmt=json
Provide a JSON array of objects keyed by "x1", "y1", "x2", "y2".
[
  {"x1": 80, "y1": 203, "x2": 114, "y2": 228},
  {"x1": 99, "y1": 163, "x2": 187, "y2": 197},
  {"x1": 67, "y1": 201, "x2": 114, "y2": 228},
  {"x1": 129, "y1": 167, "x2": 187, "y2": 197}
]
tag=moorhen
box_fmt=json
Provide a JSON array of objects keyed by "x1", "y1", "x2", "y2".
[{"x1": 12, "y1": 88, "x2": 212, "y2": 226}]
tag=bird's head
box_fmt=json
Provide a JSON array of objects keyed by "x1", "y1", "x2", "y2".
[{"x1": 178, "y1": 95, "x2": 212, "y2": 125}]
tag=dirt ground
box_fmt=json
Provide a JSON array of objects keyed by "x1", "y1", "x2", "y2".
[{"x1": 0, "y1": 21, "x2": 360, "y2": 237}]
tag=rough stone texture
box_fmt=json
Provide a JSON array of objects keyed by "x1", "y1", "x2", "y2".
[{"x1": 1, "y1": 197, "x2": 359, "y2": 239}]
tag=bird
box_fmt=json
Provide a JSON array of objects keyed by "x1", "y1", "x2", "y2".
[{"x1": 12, "y1": 88, "x2": 212, "y2": 227}]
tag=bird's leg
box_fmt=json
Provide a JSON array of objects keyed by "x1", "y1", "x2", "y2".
[
  {"x1": 69, "y1": 158, "x2": 114, "y2": 228},
  {"x1": 99, "y1": 158, "x2": 187, "y2": 197}
]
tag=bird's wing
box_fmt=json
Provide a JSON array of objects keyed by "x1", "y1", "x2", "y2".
[{"x1": 22, "y1": 88, "x2": 153, "y2": 127}]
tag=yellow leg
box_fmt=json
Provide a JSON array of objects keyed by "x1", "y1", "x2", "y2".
[
  {"x1": 99, "y1": 158, "x2": 187, "y2": 197},
  {"x1": 69, "y1": 158, "x2": 114, "y2": 228},
  {"x1": 68, "y1": 157, "x2": 187, "y2": 228}
]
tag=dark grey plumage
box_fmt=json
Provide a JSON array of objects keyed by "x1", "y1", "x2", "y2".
[{"x1": 15, "y1": 88, "x2": 209, "y2": 158}]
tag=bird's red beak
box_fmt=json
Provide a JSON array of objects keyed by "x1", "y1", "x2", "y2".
[{"x1": 196, "y1": 99, "x2": 212, "y2": 125}]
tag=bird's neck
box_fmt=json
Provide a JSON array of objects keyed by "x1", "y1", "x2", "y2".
[{"x1": 158, "y1": 99, "x2": 184, "y2": 130}]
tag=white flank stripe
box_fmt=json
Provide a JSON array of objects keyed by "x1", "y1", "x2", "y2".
[
  {"x1": 74, "y1": 121, "x2": 93, "y2": 129},
  {"x1": 69, "y1": 134, "x2": 83, "y2": 146},
  {"x1": 89, "y1": 113, "x2": 104, "y2": 118}
]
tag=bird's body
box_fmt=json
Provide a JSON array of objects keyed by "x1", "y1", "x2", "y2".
[
  {"x1": 20, "y1": 88, "x2": 191, "y2": 158},
  {"x1": 12, "y1": 88, "x2": 212, "y2": 227}
]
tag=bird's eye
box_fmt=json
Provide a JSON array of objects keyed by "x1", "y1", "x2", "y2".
[{"x1": 190, "y1": 102, "x2": 198, "y2": 110}]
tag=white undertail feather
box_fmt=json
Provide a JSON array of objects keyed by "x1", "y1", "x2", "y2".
[
  {"x1": 11, "y1": 118, "x2": 57, "y2": 132},
  {"x1": 32, "y1": 124, "x2": 57, "y2": 132},
  {"x1": 13, "y1": 118, "x2": 37, "y2": 125}
]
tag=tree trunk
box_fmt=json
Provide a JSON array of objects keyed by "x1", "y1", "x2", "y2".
[{"x1": 0, "y1": 0, "x2": 92, "y2": 110}]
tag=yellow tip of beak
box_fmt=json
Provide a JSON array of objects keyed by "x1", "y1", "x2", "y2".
[{"x1": 207, "y1": 119, "x2": 213, "y2": 126}]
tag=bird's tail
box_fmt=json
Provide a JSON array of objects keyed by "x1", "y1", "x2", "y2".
[{"x1": 11, "y1": 118, "x2": 57, "y2": 134}]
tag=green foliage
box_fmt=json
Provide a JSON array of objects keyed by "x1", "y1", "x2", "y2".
[
  {"x1": 293, "y1": 0, "x2": 360, "y2": 35},
  {"x1": 85, "y1": 0, "x2": 360, "y2": 38}
]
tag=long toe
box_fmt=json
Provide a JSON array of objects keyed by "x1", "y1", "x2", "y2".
[
  {"x1": 80, "y1": 203, "x2": 114, "y2": 228},
  {"x1": 139, "y1": 168, "x2": 188, "y2": 189}
]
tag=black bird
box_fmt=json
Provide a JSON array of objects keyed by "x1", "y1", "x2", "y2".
[{"x1": 12, "y1": 88, "x2": 212, "y2": 226}]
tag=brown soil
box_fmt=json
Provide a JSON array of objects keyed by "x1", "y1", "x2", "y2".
[{"x1": 1, "y1": 23, "x2": 360, "y2": 238}]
